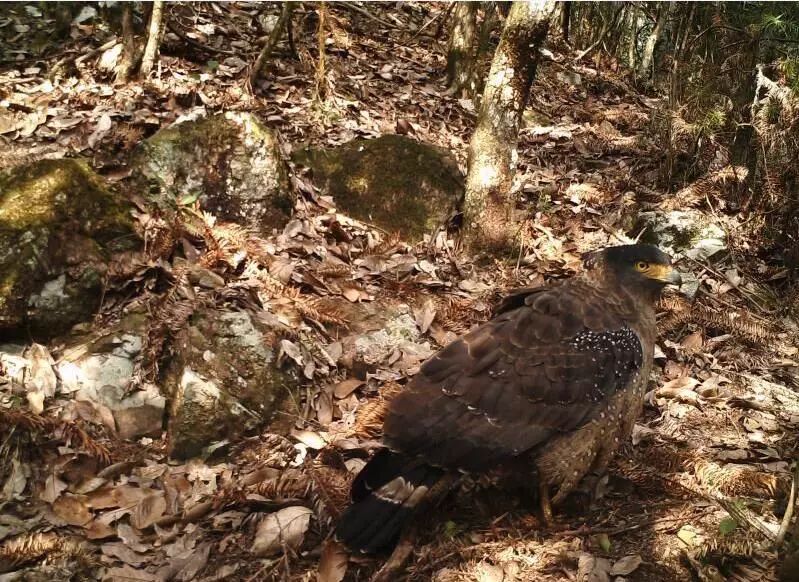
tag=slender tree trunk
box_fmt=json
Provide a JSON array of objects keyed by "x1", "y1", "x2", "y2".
[
  {"x1": 607, "y1": 5, "x2": 627, "y2": 58},
  {"x1": 638, "y1": 3, "x2": 668, "y2": 79},
  {"x1": 250, "y1": 2, "x2": 294, "y2": 86},
  {"x1": 669, "y1": 3, "x2": 695, "y2": 106},
  {"x1": 462, "y1": 0, "x2": 557, "y2": 251},
  {"x1": 314, "y1": 1, "x2": 328, "y2": 102},
  {"x1": 627, "y1": 5, "x2": 640, "y2": 71},
  {"x1": 115, "y1": 3, "x2": 138, "y2": 83},
  {"x1": 560, "y1": 1, "x2": 571, "y2": 44},
  {"x1": 446, "y1": 2, "x2": 478, "y2": 97},
  {"x1": 575, "y1": 4, "x2": 622, "y2": 62},
  {"x1": 139, "y1": 0, "x2": 164, "y2": 76}
]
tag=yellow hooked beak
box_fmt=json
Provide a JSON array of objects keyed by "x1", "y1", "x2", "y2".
[{"x1": 648, "y1": 264, "x2": 683, "y2": 286}]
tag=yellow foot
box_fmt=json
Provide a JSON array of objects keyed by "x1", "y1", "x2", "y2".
[{"x1": 539, "y1": 482, "x2": 554, "y2": 526}]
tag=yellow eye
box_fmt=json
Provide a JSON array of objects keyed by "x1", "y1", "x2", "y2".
[{"x1": 635, "y1": 261, "x2": 649, "y2": 271}]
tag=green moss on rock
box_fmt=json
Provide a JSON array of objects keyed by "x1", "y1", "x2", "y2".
[
  {"x1": 293, "y1": 135, "x2": 464, "y2": 241},
  {"x1": 132, "y1": 112, "x2": 294, "y2": 234},
  {"x1": 164, "y1": 309, "x2": 296, "y2": 460},
  {"x1": 0, "y1": 159, "x2": 137, "y2": 337}
]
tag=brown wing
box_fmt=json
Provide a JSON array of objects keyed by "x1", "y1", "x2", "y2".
[{"x1": 383, "y1": 281, "x2": 644, "y2": 473}]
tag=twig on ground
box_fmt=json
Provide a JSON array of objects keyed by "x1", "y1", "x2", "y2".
[
  {"x1": 167, "y1": 19, "x2": 236, "y2": 56},
  {"x1": 75, "y1": 38, "x2": 118, "y2": 66},
  {"x1": 775, "y1": 461, "x2": 799, "y2": 548},
  {"x1": 340, "y1": 2, "x2": 398, "y2": 30}
]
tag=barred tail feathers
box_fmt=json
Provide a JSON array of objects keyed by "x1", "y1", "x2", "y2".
[{"x1": 335, "y1": 449, "x2": 443, "y2": 553}]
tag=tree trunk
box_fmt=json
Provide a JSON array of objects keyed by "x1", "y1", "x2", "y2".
[
  {"x1": 627, "y1": 5, "x2": 641, "y2": 71},
  {"x1": 575, "y1": 4, "x2": 622, "y2": 62},
  {"x1": 250, "y1": 2, "x2": 294, "y2": 86},
  {"x1": 139, "y1": 0, "x2": 164, "y2": 76},
  {"x1": 462, "y1": 0, "x2": 556, "y2": 251},
  {"x1": 606, "y1": 5, "x2": 627, "y2": 58},
  {"x1": 446, "y1": 2, "x2": 478, "y2": 97},
  {"x1": 638, "y1": 3, "x2": 668, "y2": 79},
  {"x1": 115, "y1": 3, "x2": 138, "y2": 83},
  {"x1": 560, "y1": 2, "x2": 571, "y2": 44},
  {"x1": 669, "y1": 2, "x2": 695, "y2": 106},
  {"x1": 314, "y1": 1, "x2": 328, "y2": 102}
]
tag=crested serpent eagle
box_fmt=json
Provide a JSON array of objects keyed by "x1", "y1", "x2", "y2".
[{"x1": 336, "y1": 244, "x2": 682, "y2": 553}]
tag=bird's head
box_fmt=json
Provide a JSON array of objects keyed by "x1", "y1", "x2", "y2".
[{"x1": 583, "y1": 244, "x2": 682, "y2": 298}]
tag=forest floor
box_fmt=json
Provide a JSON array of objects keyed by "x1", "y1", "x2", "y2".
[{"x1": 1, "y1": 3, "x2": 798, "y2": 582}]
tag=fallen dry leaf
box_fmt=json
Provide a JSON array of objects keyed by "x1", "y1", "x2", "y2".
[
  {"x1": 317, "y1": 539, "x2": 348, "y2": 582},
  {"x1": 103, "y1": 566, "x2": 158, "y2": 582},
  {"x1": 252, "y1": 506, "x2": 313, "y2": 557},
  {"x1": 414, "y1": 297, "x2": 436, "y2": 334},
  {"x1": 41, "y1": 473, "x2": 68, "y2": 503},
  {"x1": 610, "y1": 554, "x2": 642, "y2": 576},
  {"x1": 52, "y1": 494, "x2": 93, "y2": 526},
  {"x1": 291, "y1": 428, "x2": 327, "y2": 450},
  {"x1": 130, "y1": 493, "x2": 167, "y2": 530},
  {"x1": 333, "y1": 378, "x2": 364, "y2": 399}
]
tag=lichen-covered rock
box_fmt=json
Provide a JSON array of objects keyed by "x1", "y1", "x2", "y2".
[
  {"x1": 57, "y1": 312, "x2": 165, "y2": 440},
  {"x1": 637, "y1": 209, "x2": 728, "y2": 298},
  {"x1": 164, "y1": 309, "x2": 294, "y2": 460},
  {"x1": 0, "y1": 159, "x2": 137, "y2": 337},
  {"x1": 132, "y1": 112, "x2": 294, "y2": 233},
  {"x1": 293, "y1": 135, "x2": 463, "y2": 241},
  {"x1": 315, "y1": 298, "x2": 434, "y2": 378},
  {"x1": 638, "y1": 209, "x2": 727, "y2": 260}
]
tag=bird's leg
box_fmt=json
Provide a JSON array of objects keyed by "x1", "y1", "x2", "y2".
[{"x1": 539, "y1": 481, "x2": 554, "y2": 526}]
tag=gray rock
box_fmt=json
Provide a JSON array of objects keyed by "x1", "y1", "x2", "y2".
[
  {"x1": 132, "y1": 112, "x2": 294, "y2": 234},
  {"x1": 638, "y1": 209, "x2": 727, "y2": 261},
  {"x1": 293, "y1": 134, "x2": 464, "y2": 242},
  {"x1": 0, "y1": 159, "x2": 138, "y2": 337},
  {"x1": 57, "y1": 312, "x2": 165, "y2": 439},
  {"x1": 315, "y1": 298, "x2": 434, "y2": 378},
  {"x1": 164, "y1": 309, "x2": 295, "y2": 460}
]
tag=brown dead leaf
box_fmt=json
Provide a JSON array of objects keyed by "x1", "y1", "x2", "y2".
[
  {"x1": 317, "y1": 390, "x2": 334, "y2": 426},
  {"x1": 610, "y1": 554, "x2": 642, "y2": 576},
  {"x1": 88, "y1": 484, "x2": 148, "y2": 510},
  {"x1": 252, "y1": 506, "x2": 313, "y2": 557},
  {"x1": 414, "y1": 298, "x2": 436, "y2": 334},
  {"x1": 576, "y1": 552, "x2": 611, "y2": 582},
  {"x1": 269, "y1": 258, "x2": 295, "y2": 284},
  {"x1": 317, "y1": 539, "x2": 348, "y2": 582},
  {"x1": 130, "y1": 493, "x2": 166, "y2": 530},
  {"x1": 85, "y1": 519, "x2": 116, "y2": 540},
  {"x1": 681, "y1": 331, "x2": 704, "y2": 351},
  {"x1": 158, "y1": 542, "x2": 211, "y2": 581},
  {"x1": 333, "y1": 378, "x2": 364, "y2": 399},
  {"x1": 41, "y1": 473, "x2": 68, "y2": 503},
  {"x1": 342, "y1": 286, "x2": 364, "y2": 302},
  {"x1": 52, "y1": 494, "x2": 93, "y2": 526},
  {"x1": 117, "y1": 523, "x2": 149, "y2": 552},
  {"x1": 25, "y1": 343, "x2": 56, "y2": 397},
  {"x1": 103, "y1": 566, "x2": 158, "y2": 582},
  {"x1": 102, "y1": 542, "x2": 147, "y2": 566},
  {"x1": 657, "y1": 385, "x2": 702, "y2": 407},
  {"x1": 661, "y1": 376, "x2": 700, "y2": 392}
]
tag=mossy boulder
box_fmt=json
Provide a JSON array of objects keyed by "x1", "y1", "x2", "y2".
[
  {"x1": 293, "y1": 135, "x2": 464, "y2": 241},
  {"x1": 0, "y1": 159, "x2": 137, "y2": 338},
  {"x1": 164, "y1": 309, "x2": 295, "y2": 460},
  {"x1": 132, "y1": 112, "x2": 294, "y2": 234}
]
